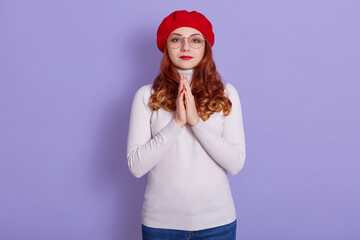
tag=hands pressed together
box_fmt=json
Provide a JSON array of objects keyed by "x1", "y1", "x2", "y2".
[{"x1": 174, "y1": 74, "x2": 200, "y2": 128}]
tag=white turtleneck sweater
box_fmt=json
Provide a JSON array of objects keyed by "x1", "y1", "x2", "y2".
[{"x1": 127, "y1": 68, "x2": 246, "y2": 231}]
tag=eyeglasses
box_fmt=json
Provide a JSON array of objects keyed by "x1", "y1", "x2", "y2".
[{"x1": 167, "y1": 34, "x2": 205, "y2": 49}]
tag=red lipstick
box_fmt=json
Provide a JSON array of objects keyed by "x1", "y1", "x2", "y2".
[{"x1": 180, "y1": 56, "x2": 193, "y2": 60}]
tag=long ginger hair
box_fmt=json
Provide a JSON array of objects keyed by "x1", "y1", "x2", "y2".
[{"x1": 149, "y1": 39, "x2": 232, "y2": 121}]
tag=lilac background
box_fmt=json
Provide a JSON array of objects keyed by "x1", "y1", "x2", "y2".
[{"x1": 0, "y1": 0, "x2": 359, "y2": 239}]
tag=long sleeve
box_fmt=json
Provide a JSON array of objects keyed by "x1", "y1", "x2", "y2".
[
  {"x1": 127, "y1": 85, "x2": 183, "y2": 178},
  {"x1": 191, "y1": 83, "x2": 246, "y2": 175}
]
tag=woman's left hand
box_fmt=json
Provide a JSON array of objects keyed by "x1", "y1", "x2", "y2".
[{"x1": 182, "y1": 75, "x2": 199, "y2": 127}]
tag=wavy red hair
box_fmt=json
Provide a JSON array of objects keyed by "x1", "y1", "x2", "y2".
[{"x1": 149, "y1": 39, "x2": 232, "y2": 121}]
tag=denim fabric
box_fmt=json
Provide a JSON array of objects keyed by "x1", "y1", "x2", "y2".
[{"x1": 142, "y1": 219, "x2": 236, "y2": 240}]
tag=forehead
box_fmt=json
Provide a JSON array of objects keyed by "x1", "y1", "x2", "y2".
[{"x1": 169, "y1": 27, "x2": 203, "y2": 36}]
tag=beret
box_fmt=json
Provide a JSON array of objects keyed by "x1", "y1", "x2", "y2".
[{"x1": 156, "y1": 10, "x2": 215, "y2": 53}]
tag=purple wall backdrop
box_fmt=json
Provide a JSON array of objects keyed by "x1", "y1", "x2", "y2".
[{"x1": 0, "y1": 0, "x2": 359, "y2": 239}]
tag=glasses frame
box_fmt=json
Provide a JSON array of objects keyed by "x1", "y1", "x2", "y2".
[{"x1": 167, "y1": 34, "x2": 206, "y2": 49}]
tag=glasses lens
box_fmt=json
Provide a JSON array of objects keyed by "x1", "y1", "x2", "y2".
[
  {"x1": 189, "y1": 36, "x2": 204, "y2": 49},
  {"x1": 168, "y1": 36, "x2": 182, "y2": 49},
  {"x1": 167, "y1": 35, "x2": 204, "y2": 49}
]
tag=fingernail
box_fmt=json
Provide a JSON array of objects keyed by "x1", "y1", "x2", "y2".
[{"x1": 181, "y1": 89, "x2": 184, "y2": 93}]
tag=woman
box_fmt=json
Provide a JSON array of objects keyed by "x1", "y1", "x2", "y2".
[{"x1": 127, "y1": 10, "x2": 246, "y2": 240}]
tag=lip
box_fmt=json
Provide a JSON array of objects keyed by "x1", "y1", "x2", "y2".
[{"x1": 180, "y1": 56, "x2": 193, "y2": 60}]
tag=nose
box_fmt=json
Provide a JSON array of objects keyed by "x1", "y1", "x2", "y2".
[{"x1": 180, "y1": 38, "x2": 190, "y2": 51}]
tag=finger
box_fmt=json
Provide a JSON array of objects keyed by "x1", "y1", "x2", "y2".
[
  {"x1": 183, "y1": 78, "x2": 191, "y2": 95},
  {"x1": 184, "y1": 89, "x2": 190, "y2": 104},
  {"x1": 182, "y1": 90, "x2": 187, "y2": 103},
  {"x1": 184, "y1": 88, "x2": 189, "y2": 98},
  {"x1": 179, "y1": 88, "x2": 186, "y2": 105},
  {"x1": 184, "y1": 91, "x2": 187, "y2": 105},
  {"x1": 183, "y1": 79, "x2": 187, "y2": 91},
  {"x1": 182, "y1": 91, "x2": 188, "y2": 109},
  {"x1": 181, "y1": 76, "x2": 187, "y2": 93},
  {"x1": 184, "y1": 76, "x2": 189, "y2": 86},
  {"x1": 181, "y1": 75, "x2": 186, "y2": 88},
  {"x1": 178, "y1": 76, "x2": 184, "y2": 95}
]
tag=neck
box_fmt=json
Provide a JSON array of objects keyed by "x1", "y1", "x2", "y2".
[{"x1": 176, "y1": 68, "x2": 195, "y2": 83}]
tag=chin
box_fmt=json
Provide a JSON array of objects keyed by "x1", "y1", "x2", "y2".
[
  {"x1": 177, "y1": 66, "x2": 192, "y2": 70},
  {"x1": 176, "y1": 63, "x2": 197, "y2": 70}
]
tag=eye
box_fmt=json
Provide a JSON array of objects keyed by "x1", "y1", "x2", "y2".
[
  {"x1": 170, "y1": 37, "x2": 180, "y2": 42},
  {"x1": 191, "y1": 36, "x2": 203, "y2": 43}
]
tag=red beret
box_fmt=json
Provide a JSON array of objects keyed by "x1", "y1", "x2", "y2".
[{"x1": 156, "y1": 10, "x2": 215, "y2": 53}]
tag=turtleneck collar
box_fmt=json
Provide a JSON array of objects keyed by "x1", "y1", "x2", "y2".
[{"x1": 176, "y1": 68, "x2": 195, "y2": 84}]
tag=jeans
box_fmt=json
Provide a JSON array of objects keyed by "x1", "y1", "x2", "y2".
[{"x1": 142, "y1": 219, "x2": 236, "y2": 240}]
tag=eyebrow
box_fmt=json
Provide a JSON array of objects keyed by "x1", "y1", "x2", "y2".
[{"x1": 170, "y1": 33, "x2": 203, "y2": 37}]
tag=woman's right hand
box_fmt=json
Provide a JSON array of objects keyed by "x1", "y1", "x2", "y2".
[{"x1": 174, "y1": 75, "x2": 187, "y2": 128}]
